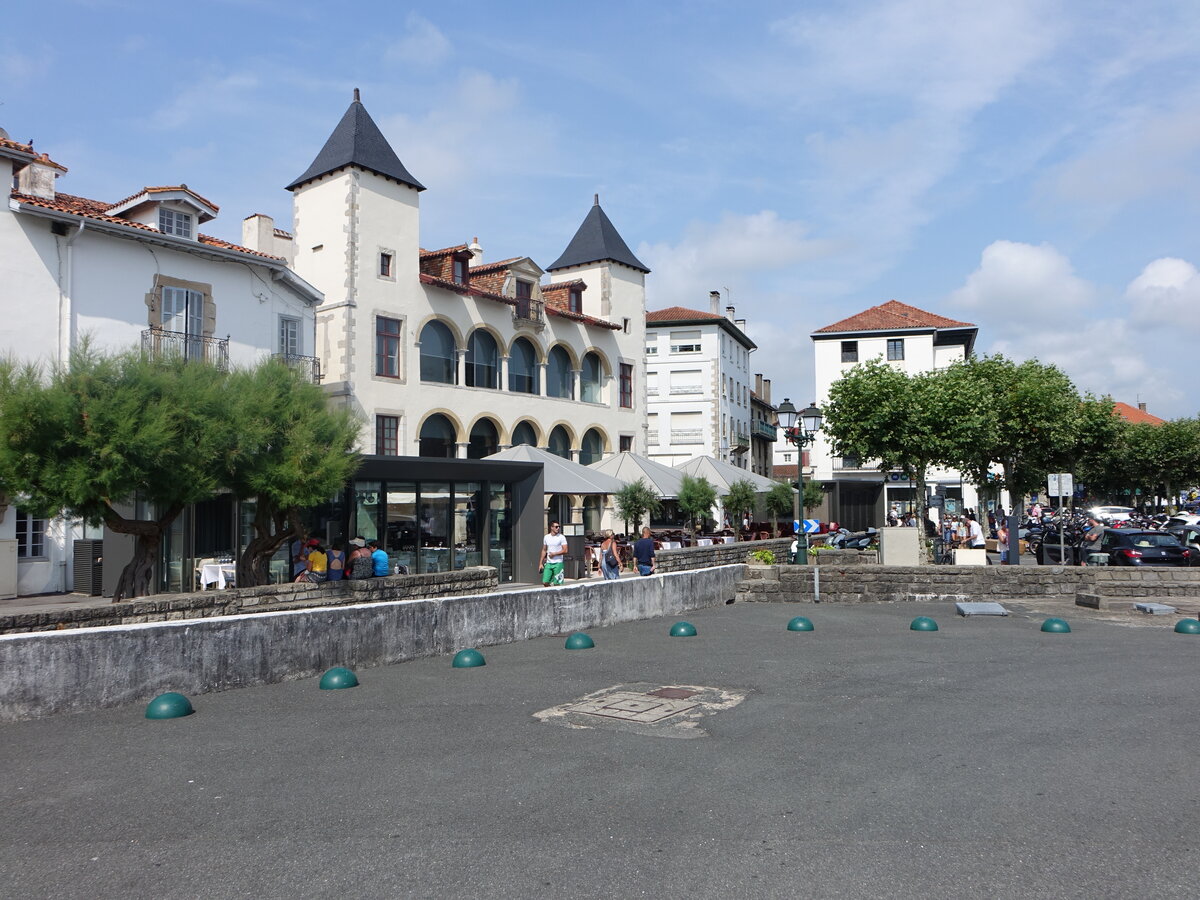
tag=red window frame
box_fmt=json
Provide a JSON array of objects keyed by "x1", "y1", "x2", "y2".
[
  {"x1": 376, "y1": 415, "x2": 399, "y2": 455},
  {"x1": 376, "y1": 316, "x2": 401, "y2": 377},
  {"x1": 619, "y1": 363, "x2": 633, "y2": 408}
]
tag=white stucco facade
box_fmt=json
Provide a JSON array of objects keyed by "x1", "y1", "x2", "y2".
[
  {"x1": 0, "y1": 137, "x2": 321, "y2": 596},
  {"x1": 646, "y1": 299, "x2": 756, "y2": 469}
]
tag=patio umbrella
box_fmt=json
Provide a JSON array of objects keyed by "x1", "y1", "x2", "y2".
[
  {"x1": 673, "y1": 455, "x2": 782, "y2": 493},
  {"x1": 484, "y1": 445, "x2": 627, "y2": 494},
  {"x1": 588, "y1": 451, "x2": 686, "y2": 499}
]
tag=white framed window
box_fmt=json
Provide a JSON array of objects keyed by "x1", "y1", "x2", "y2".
[
  {"x1": 279, "y1": 316, "x2": 301, "y2": 357},
  {"x1": 16, "y1": 509, "x2": 46, "y2": 558},
  {"x1": 159, "y1": 208, "x2": 193, "y2": 238},
  {"x1": 162, "y1": 286, "x2": 203, "y2": 336}
]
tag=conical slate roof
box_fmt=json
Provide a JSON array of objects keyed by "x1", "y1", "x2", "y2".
[
  {"x1": 287, "y1": 91, "x2": 425, "y2": 192},
  {"x1": 548, "y1": 196, "x2": 649, "y2": 273}
]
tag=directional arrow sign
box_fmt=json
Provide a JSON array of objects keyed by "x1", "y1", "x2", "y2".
[{"x1": 803, "y1": 519, "x2": 820, "y2": 534}]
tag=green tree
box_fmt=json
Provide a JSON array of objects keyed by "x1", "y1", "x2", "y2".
[
  {"x1": 224, "y1": 360, "x2": 361, "y2": 587},
  {"x1": 613, "y1": 478, "x2": 662, "y2": 537},
  {"x1": 722, "y1": 479, "x2": 758, "y2": 529},
  {"x1": 0, "y1": 347, "x2": 234, "y2": 600},
  {"x1": 677, "y1": 474, "x2": 717, "y2": 533},
  {"x1": 802, "y1": 480, "x2": 824, "y2": 515},
  {"x1": 765, "y1": 481, "x2": 795, "y2": 531}
]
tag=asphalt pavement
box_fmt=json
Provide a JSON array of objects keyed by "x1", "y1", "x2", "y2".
[{"x1": 2, "y1": 599, "x2": 1197, "y2": 899}]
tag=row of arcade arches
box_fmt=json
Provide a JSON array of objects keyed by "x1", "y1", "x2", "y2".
[
  {"x1": 417, "y1": 414, "x2": 610, "y2": 463},
  {"x1": 419, "y1": 320, "x2": 608, "y2": 401}
]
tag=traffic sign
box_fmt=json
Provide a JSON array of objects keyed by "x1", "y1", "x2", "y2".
[
  {"x1": 803, "y1": 519, "x2": 820, "y2": 534},
  {"x1": 1047, "y1": 473, "x2": 1074, "y2": 497}
]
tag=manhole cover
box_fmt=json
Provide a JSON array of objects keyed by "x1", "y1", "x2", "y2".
[{"x1": 534, "y1": 683, "x2": 748, "y2": 739}]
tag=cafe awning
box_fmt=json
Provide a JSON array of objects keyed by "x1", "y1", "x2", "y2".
[
  {"x1": 485, "y1": 445, "x2": 627, "y2": 495},
  {"x1": 587, "y1": 451, "x2": 686, "y2": 499}
]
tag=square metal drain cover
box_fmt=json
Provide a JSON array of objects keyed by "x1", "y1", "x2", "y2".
[{"x1": 535, "y1": 682, "x2": 747, "y2": 739}]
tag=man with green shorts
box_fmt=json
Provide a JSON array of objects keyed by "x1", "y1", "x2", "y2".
[{"x1": 539, "y1": 521, "x2": 568, "y2": 585}]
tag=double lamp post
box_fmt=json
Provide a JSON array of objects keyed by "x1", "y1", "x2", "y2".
[{"x1": 776, "y1": 398, "x2": 823, "y2": 564}]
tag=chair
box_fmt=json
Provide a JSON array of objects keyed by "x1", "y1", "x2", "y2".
[{"x1": 194, "y1": 558, "x2": 218, "y2": 591}]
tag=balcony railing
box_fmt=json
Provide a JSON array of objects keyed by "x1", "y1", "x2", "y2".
[
  {"x1": 669, "y1": 384, "x2": 703, "y2": 394},
  {"x1": 273, "y1": 353, "x2": 323, "y2": 383},
  {"x1": 647, "y1": 386, "x2": 659, "y2": 396},
  {"x1": 512, "y1": 297, "x2": 545, "y2": 331},
  {"x1": 647, "y1": 430, "x2": 659, "y2": 445},
  {"x1": 733, "y1": 431, "x2": 750, "y2": 450},
  {"x1": 752, "y1": 420, "x2": 777, "y2": 441},
  {"x1": 670, "y1": 428, "x2": 704, "y2": 444},
  {"x1": 141, "y1": 328, "x2": 229, "y2": 370}
]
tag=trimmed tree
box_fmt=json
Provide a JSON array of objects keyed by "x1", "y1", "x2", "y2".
[
  {"x1": 723, "y1": 479, "x2": 758, "y2": 532},
  {"x1": 765, "y1": 481, "x2": 795, "y2": 532},
  {"x1": 677, "y1": 474, "x2": 717, "y2": 534},
  {"x1": 223, "y1": 360, "x2": 361, "y2": 587},
  {"x1": 613, "y1": 478, "x2": 662, "y2": 537},
  {"x1": 0, "y1": 347, "x2": 234, "y2": 600}
]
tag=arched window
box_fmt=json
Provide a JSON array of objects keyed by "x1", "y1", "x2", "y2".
[
  {"x1": 579, "y1": 428, "x2": 604, "y2": 466},
  {"x1": 508, "y1": 338, "x2": 539, "y2": 394},
  {"x1": 547, "y1": 346, "x2": 572, "y2": 399},
  {"x1": 467, "y1": 418, "x2": 499, "y2": 459},
  {"x1": 465, "y1": 330, "x2": 498, "y2": 389},
  {"x1": 511, "y1": 421, "x2": 537, "y2": 448},
  {"x1": 580, "y1": 352, "x2": 602, "y2": 403},
  {"x1": 583, "y1": 496, "x2": 603, "y2": 535},
  {"x1": 418, "y1": 414, "x2": 457, "y2": 458},
  {"x1": 548, "y1": 425, "x2": 572, "y2": 460},
  {"x1": 419, "y1": 321, "x2": 457, "y2": 384}
]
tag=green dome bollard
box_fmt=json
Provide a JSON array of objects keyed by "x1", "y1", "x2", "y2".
[
  {"x1": 786, "y1": 616, "x2": 815, "y2": 632},
  {"x1": 1041, "y1": 617, "x2": 1072, "y2": 633},
  {"x1": 669, "y1": 621, "x2": 698, "y2": 637},
  {"x1": 452, "y1": 648, "x2": 487, "y2": 668},
  {"x1": 564, "y1": 632, "x2": 595, "y2": 650},
  {"x1": 145, "y1": 692, "x2": 194, "y2": 720},
  {"x1": 1174, "y1": 619, "x2": 1200, "y2": 634},
  {"x1": 910, "y1": 616, "x2": 939, "y2": 632},
  {"x1": 319, "y1": 667, "x2": 359, "y2": 690}
]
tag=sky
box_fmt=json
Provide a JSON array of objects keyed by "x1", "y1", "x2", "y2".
[{"x1": 5, "y1": 0, "x2": 1200, "y2": 417}]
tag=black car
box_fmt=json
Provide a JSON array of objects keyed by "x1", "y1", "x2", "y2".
[{"x1": 1100, "y1": 530, "x2": 1191, "y2": 567}]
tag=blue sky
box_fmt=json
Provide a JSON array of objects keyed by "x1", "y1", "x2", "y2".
[{"x1": 6, "y1": 0, "x2": 1200, "y2": 416}]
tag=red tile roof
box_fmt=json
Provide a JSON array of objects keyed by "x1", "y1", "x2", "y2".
[
  {"x1": 469, "y1": 257, "x2": 522, "y2": 274},
  {"x1": 10, "y1": 191, "x2": 284, "y2": 261},
  {"x1": 1113, "y1": 402, "x2": 1166, "y2": 426},
  {"x1": 0, "y1": 136, "x2": 67, "y2": 171},
  {"x1": 646, "y1": 306, "x2": 726, "y2": 323},
  {"x1": 418, "y1": 273, "x2": 620, "y2": 330},
  {"x1": 106, "y1": 185, "x2": 219, "y2": 215},
  {"x1": 814, "y1": 300, "x2": 974, "y2": 334}
]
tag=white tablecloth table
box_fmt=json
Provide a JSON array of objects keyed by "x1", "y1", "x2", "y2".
[{"x1": 200, "y1": 563, "x2": 236, "y2": 589}]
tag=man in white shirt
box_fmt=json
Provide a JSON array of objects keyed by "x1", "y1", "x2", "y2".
[
  {"x1": 539, "y1": 521, "x2": 569, "y2": 586},
  {"x1": 967, "y1": 515, "x2": 986, "y2": 549}
]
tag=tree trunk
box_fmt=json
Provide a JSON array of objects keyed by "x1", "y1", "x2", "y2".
[
  {"x1": 237, "y1": 500, "x2": 299, "y2": 588},
  {"x1": 105, "y1": 503, "x2": 183, "y2": 602}
]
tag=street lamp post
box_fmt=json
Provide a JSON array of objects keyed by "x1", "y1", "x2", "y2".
[{"x1": 776, "y1": 399, "x2": 823, "y2": 564}]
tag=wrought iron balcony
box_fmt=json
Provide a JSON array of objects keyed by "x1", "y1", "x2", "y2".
[
  {"x1": 141, "y1": 328, "x2": 229, "y2": 370},
  {"x1": 752, "y1": 420, "x2": 778, "y2": 441},
  {"x1": 273, "y1": 353, "x2": 323, "y2": 383},
  {"x1": 733, "y1": 431, "x2": 751, "y2": 450},
  {"x1": 512, "y1": 297, "x2": 545, "y2": 331}
]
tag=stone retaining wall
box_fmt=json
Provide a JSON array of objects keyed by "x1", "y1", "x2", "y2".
[
  {"x1": 0, "y1": 568, "x2": 498, "y2": 635},
  {"x1": 0, "y1": 566, "x2": 744, "y2": 721},
  {"x1": 735, "y1": 563, "x2": 1200, "y2": 605},
  {"x1": 656, "y1": 538, "x2": 792, "y2": 572}
]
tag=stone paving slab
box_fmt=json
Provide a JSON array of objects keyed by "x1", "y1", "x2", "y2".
[{"x1": 2, "y1": 600, "x2": 1199, "y2": 899}]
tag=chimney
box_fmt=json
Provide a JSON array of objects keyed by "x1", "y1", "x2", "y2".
[
  {"x1": 1138, "y1": 401, "x2": 1147, "y2": 412},
  {"x1": 735, "y1": 318, "x2": 746, "y2": 331},
  {"x1": 763, "y1": 378, "x2": 771, "y2": 404},
  {"x1": 755, "y1": 374, "x2": 763, "y2": 396},
  {"x1": 726, "y1": 305, "x2": 736, "y2": 321},
  {"x1": 709, "y1": 291, "x2": 721, "y2": 315},
  {"x1": 242, "y1": 214, "x2": 275, "y2": 253},
  {"x1": 16, "y1": 159, "x2": 57, "y2": 200},
  {"x1": 469, "y1": 235, "x2": 483, "y2": 265}
]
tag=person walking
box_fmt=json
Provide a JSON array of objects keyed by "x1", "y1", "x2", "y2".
[
  {"x1": 997, "y1": 523, "x2": 1010, "y2": 565},
  {"x1": 539, "y1": 521, "x2": 568, "y2": 586},
  {"x1": 598, "y1": 529, "x2": 621, "y2": 580},
  {"x1": 633, "y1": 526, "x2": 657, "y2": 576}
]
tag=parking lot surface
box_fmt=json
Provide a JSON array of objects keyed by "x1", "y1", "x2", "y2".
[{"x1": 2, "y1": 600, "x2": 1197, "y2": 899}]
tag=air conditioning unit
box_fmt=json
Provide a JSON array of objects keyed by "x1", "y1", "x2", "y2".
[{"x1": 73, "y1": 539, "x2": 103, "y2": 596}]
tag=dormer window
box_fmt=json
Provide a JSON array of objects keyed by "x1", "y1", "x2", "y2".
[
  {"x1": 515, "y1": 279, "x2": 533, "y2": 300},
  {"x1": 159, "y1": 208, "x2": 193, "y2": 238},
  {"x1": 568, "y1": 289, "x2": 582, "y2": 314},
  {"x1": 453, "y1": 258, "x2": 468, "y2": 285}
]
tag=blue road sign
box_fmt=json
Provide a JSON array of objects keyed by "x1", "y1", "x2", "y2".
[{"x1": 803, "y1": 519, "x2": 820, "y2": 533}]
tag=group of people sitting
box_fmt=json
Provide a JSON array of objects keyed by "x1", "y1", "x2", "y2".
[{"x1": 293, "y1": 536, "x2": 400, "y2": 583}]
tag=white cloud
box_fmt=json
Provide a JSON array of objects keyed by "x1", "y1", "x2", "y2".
[
  {"x1": 946, "y1": 242, "x2": 1199, "y2": 416},
  {"x1": 385, "y1": 13, "x2": 451, "y2": 67},
  {"x1": 150, "y1": 72, "x2": 261, "y2": 130}
]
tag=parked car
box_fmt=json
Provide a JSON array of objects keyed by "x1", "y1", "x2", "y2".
[
  {"x1": 1088, "y1": 505, "x2": 1135, "y2": 522},
  {"x1": 1100, "y1": 530, "x2": 1190, "y2": 567},
  {"x1": 1165, "y1": 525, "x2": 1200, "y2": 566},
  {"x1": 1167, "y1": 513, "x2": 1200, "y2": 528}
]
